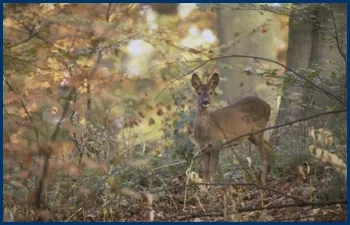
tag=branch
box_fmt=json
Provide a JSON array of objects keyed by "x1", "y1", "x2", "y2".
[
  {"x1": 6, "y1": 32, "x2": 36, "y2": 48},
  {"x1": 11, "y1": 17, "x2": 67, "y2": 54},
  {"x1": 155, "y1": 60, "x2": 209, "y2": 100},
  {"x1": 3, "y1": 77, "x2": 40, "y2": 143},
  {"x1": 161, "y1": 200, "x2": 346, "y2": 221},
  {"x1": 155, "y1": 54, "x2": 345, "y2": 106},
  {"x1": 237, "y1": 200, "x2": 347, "y2": 213},
  {"x1": 220, "y1": 109, "x2": 346, "y2": 151},
  {"x1": 300, "y1": 4, "x2": 346, "y2": 63},
  {"x1": 276, "y1": 212, "x2": 346, "y2": 221},
  {"x1": 3, "y1": 106, "x2": 47, "y2": 139},
  {"x1": 36, "y1": 88, "x2": 75, "y2": 209},
  {"x1": 332, "y1": 20, "x2": 346, "y2": 63},
  {"x1": 215, "y1": 55, "x2": 345, "y2": 105},
  {"x1": 150, "y1": 180, "x2": 310, "y2": 209}
]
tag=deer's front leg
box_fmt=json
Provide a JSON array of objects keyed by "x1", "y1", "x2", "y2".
[
  {"x1": 202, "y1": 150, "x2": 211, "y2": 183},
  {"x1": 209, "y1": 147, "x2": 219, "y2": 183}
]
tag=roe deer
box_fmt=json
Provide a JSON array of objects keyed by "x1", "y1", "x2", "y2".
[{"x1": 191, "y1": 73, "x2": 273, "y2": 185}]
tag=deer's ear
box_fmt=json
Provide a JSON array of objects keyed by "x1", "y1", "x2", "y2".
[
  {"x1": 191, "y1": 74, "x2": 202, "y2": 89},
  {"x1": 208, "y1": 73, "x2": 219, "y2": 89}
]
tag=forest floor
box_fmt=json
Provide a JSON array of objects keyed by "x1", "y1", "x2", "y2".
[{"x1": 28, "y1": 174, "x2": 346, "y2": 222}]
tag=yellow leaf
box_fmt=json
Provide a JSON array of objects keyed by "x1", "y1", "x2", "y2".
[
  {"x1": 78, "y1": 86, "x2": 87, "y2": 94},
  {"x1": 9, "y1": 180, "x2": 26, "y2": 189},
  {"x1": 51, "y1": 106, "x2": 59, "y2": 115},
  {"x1": 246, "y1": 157, "x2": 252, "y2": 169},
  {"x1": 19, "y1": 108, "x2": 28, "y2": 118},
  {"x1": 79, "y1": 118, "x2": 86, "y2": 126},
  {"x1": 308, "y1": 127, "x2": 315, "y2": 139},
  {"x1": 119, "y1": 188, "x2": 141, "y2": 199},
  {"x1": 298, "y1": 165, "x2": 306, "y2": 180},
  {"x1": 3, "y1": 18, "x2": 15, "y2": 27},
  {"x1": 59, "y1": 3, "x2": 70, "y2": 8},
  {"x1": 29, "y1": 102, "x2": 39, "y2": 112},
  {"x1": 309, "y1": 145, "x2": 346, "y2": 177}
]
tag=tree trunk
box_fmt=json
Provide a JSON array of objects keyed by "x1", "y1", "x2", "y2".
[
  {"x1": 216, "y1": 4, "x2": 280, "y2": 140},
  {"x1": 273, "y1": 4, "x2": 346, "y2": 145}
]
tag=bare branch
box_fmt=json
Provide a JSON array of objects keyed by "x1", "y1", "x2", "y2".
[
  {"x1": 155, "y1": 54, "x2": 346, "y2": 106},
  {"x1": 237, "y1": 200, "x2": 347, "y2": 213},
  {"x1": 155, "y1": 60, "x2": 209, "y2": 100},
  {"x1": 160, "y1": 199, "x2": 346, "y2": 221},
  {"x1": 220, "y1": 109, "x2": 345, "y2": 151},
  {"x1": 3, "y1": 77, "x2": 40, "y2": 143}
]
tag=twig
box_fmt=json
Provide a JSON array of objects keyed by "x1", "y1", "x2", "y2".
[
  {"x1": 6, "y1": 32, "x2": 36, "y2": 48},
  {"x1": 195, "y1": 194, "x2": 206, "y2": 213},
  {"x1": 237, "y1": 200, "x2": 347, "y2": 212},
  {"x1": 332, "y1": 20, "x2": 346, "y2": 63},
  {"x1": 3, "y1": 77, "x2": 40, "y2": 142},
  {"x1": 219, "y1": 22, "x2": 270, "y2": 54},
  {"x1": 152, "y1": 161, "x2": 187, "y2": 171},
  {"x1": 161, "y1": 200, "x2": 346, "y2": 221},
  {"x1": 65, "y1": 208, "x2": 83, "y2": 222},
  {"x1": 155, "y1": 60, "x2": 209, "y2": 100},
  {"x1": 150, "y1": 181, "x2": 306, "y2": 205},
  {"x1": 156, "y1": 175, "x2": 179, "y2": 211},
  {"x1": 183, "y1": 158, "x2": 196, "y2": 211},
  {"x1": 220, "y1": 109, "x2": 346, "y2": 151},
  {"x1": 214, "y1": 55, "x2": 345, "y2": 105},
  {"x1": 36, "y1": 88, "x2": 74, "y2": 210},
  {"x1": 277, "y1": 212, "x2": 346, "y2": 221},
  {"x1": 106, "y1": 3, "x2": 112, "y2": 22},
  {"x1": 155, "y1": 54, "x2": 345, "y2": 106}
]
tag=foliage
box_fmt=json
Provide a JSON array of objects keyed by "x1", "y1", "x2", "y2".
[
  {"x1": 3, "y1": 3, "x2": 346, "y2": 222},
  {"x1": 3, "y1": 3, "x2": 218, "y2": 221}
]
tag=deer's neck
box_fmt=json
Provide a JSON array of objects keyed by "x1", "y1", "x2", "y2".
[
  {"x1": 196, "y1": 108, "x2": 211, "y2": 117},
  {"x1": 194, "y1": 108, "x2": 212, "y2": 143}
]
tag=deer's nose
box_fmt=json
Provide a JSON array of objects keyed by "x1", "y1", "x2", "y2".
[{"x1": 202, "y1": 100, "x2": 210, "y2": 108}]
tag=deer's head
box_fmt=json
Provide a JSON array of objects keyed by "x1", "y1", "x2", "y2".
[{"x1": 191, "y1": 73, "x2": 219, "y2": 110}]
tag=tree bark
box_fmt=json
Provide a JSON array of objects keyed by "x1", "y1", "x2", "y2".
[
  {"x1": 216, "y1": 4, "x2": 280, "y2": 139},
  {"x1": 273, "y1": 4, "x2": 346, "y2": 145}
]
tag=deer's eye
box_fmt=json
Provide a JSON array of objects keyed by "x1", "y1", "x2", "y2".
[
  {"x1": 198, "y1": 92, "x2": 201, "y2": 95},
  {"x1": 210, "y1": 92, "x2": 213, "y2": 95}
]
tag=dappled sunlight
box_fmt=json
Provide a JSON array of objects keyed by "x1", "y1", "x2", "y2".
[{"x1": 3, "y1": 3, "x2": 346, "y2": 222}]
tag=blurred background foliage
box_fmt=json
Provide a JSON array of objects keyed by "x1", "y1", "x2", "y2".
[{"x1": 3, "y1": 3, "x2": 346, "y2": 222}]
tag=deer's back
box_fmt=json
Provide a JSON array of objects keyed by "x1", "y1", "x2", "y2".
[{"x1": 195, "y1": 96, "x2": 271, "y2": 144}]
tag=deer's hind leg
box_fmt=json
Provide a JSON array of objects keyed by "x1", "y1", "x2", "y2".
[
  {"x1": 263, "y1": 139, "x2": 274, "y2": 172},
  {"x1": 249, "y1": 134, "x2": 270, "y2": 185}
]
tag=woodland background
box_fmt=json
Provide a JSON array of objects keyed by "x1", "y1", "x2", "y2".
[{"x1": 3, "y1": 3, "x2": 347, "y2": 221}]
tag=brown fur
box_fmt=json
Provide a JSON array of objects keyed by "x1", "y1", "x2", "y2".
[{"x1": 191, "y1": 73, "x2": 273, "y2": 185}]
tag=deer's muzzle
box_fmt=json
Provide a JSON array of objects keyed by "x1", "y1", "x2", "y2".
[{"x1": 201, "y1": 100, "x2": 210, "y2": 108}]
